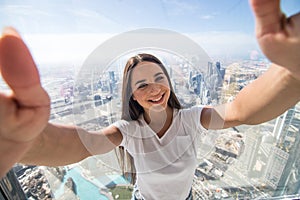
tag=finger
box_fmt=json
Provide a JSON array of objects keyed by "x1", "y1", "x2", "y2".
[
  {"x1": 249, "y1": 0, "x2": 282, "y2": 37},
  {"x1": 0, "y1": 27, "x2": 49, "y2": 107},
  {"x1": 286, "y1": 12, "x2": 300, "y2": 37}
]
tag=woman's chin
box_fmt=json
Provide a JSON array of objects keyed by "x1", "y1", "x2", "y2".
[{"x1": 149, "y1": 104, "x2": 168, "y2": 112}]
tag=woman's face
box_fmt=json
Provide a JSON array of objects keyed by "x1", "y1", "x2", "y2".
[{"x1": 131, "y1": 61, "x2": 171, "y2": 112}]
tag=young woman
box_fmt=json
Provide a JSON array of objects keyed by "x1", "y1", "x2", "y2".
[
  {"x1": 115, "y1": 53, "x2": 205, "y2": 199},
  {"x1": 0, "y1": 0, "x2": 299, "y2": 199}
]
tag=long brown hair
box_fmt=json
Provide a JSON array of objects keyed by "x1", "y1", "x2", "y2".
[{"x1": 116, "y1": 53, "x2": 182, "y2": 183}]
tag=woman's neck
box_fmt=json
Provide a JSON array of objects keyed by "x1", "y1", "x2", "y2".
[{"x1": 144, "y1": 106, "x2": 173, "y2": 138}]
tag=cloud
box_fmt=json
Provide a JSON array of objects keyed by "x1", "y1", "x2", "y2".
[
  {"x1": 161, "y1": 0, "x2": 200, "y2": 16},
  {"x1": 200, "y1": 15, "x2": 215, "y2": 20},
  {"x1": 67, "y1": 8, "x2": 117, "y2": 25},
  {"x1": 21, "y1": 30, "x2": 261, "y2": 66},
  {"x1": 23, "y1": 33, "x2": 113, "y2": 65},
  {"x1": 0, "y1": 4, "x2": 51, "y2": 16},
  {"x1": 187, "y1": 31, "x2": 260, "y2": 59}
]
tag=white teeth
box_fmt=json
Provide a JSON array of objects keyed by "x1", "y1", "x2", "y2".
[{"x1": 151, "y1": 95, "x2": 162, "y2": 102}]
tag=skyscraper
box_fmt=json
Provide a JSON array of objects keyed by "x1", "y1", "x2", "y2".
[
  {"x1": 264, "y1": 104, "x2": 300, "y2": 196},
  {"x1": 0, "y1": 169, "x2": 27, "y2": 199}
]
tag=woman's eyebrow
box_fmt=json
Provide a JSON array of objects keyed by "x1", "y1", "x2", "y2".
[
  {"x1": 154, "y1": 72, "x2": 164, "y2": 77},
  {"x1": 135, "y1": 79, "x2": 146, "y2": 86}
]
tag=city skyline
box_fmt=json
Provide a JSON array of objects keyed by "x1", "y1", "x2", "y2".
[
  {"x1": 44, "y1": 58, "x2": 300, "y2": 199},
  {"x1": 1, "y1": 54, "x2": 299, "y2": 199}
]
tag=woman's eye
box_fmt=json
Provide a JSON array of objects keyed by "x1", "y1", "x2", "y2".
[
  {"x1": 155, "y1": 76, "x2": 164, "y2": 82},
  {"x1": 138, "y1": 83, "x2": 148, "y2": 89}
]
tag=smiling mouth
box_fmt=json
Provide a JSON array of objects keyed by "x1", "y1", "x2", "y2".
[{"x1": 148, "y1": 93, "x2": 165, "y2": 104}]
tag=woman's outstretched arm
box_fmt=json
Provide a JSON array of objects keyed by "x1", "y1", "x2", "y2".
[
  {"x1": 201, "y1": 64, "x2": 300, "y2": 130},
  {"x1": 0, "y1": 28, "x2": 122, "y2": 178},
  {"x1": 201, "y1": 0, "x2": 300, "y2": 129},
  {"x1": 20, "y1": 123, "x2": 122, "y2": 167}
]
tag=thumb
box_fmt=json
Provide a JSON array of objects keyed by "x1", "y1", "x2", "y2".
[
  {"x1": 0, "y1": 27, "x2": 49, "y2": 107},
  {"x1": 249, "y1": 0, "x2": 283, "y2": 37}
]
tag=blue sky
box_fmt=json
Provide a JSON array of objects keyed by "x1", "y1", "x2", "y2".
[{"x1": 0, "y1": 0, "x2": 299, "y2": 64}]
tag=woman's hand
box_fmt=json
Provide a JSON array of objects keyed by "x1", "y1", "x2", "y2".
[
  {"x1": 202, "y1": 1, "x2": 300, "y2": 130},
  {"x1": 0, "y1": 27, "x2": 50, "y2": 177},
  {"x1": 250, "y1": 0, "x2": 300, "y2": 80}
]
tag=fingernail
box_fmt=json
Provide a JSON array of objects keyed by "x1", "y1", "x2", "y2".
[{"x1": 2, "y1": 27, "x2": 21, "y2": 38}]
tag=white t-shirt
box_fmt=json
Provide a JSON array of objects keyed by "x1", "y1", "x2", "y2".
[{"x1": 113, "y1": 106, "x2": 206, "y2": 200}]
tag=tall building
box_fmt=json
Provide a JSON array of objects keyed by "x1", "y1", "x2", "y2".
[
  {"x1": 108, "y1": 71, "x2": 116, "y2": 95},
  {"x1": 264, "y1": 104, "x2": 300, "y2": 196},
  {"x1": 190, "y1": 74, "x2": 202, "y2": 95},
  {"x1": 204, "y1": 61, "x2": 224, "y2": 104},
  {"x1": 236, "y1": 130, "x2": 264, "y2": 178},
  {"x1": 264, "y1": 146, "x2": 289, "y2": 190},
  {"x1": 216, "y1": 62, "x2": 225, "y2": 80},
  {"x1": 0, "y1": 169, "x2": 27, "y2": 199}
]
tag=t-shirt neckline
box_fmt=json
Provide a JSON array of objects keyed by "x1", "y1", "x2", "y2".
[{"x1": 140, "y1": 109, "x2": 178, "y2": 142}]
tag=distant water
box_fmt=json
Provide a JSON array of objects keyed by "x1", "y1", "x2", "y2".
[{"x1": 54, "y1": 167, "x2": 109, "y2": 200}]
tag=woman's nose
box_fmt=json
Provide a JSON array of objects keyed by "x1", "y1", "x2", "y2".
[{"x1": 148, "y1": 83, "x2": 160, "y2": 94}]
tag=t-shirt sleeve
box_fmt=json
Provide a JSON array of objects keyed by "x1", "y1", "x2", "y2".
[
  {"x1": 112, "y1": 120, "x2": 130, "y2": 147},
  {"x1": 182, "y1": 105, "x2": 208, "y2": 135}
]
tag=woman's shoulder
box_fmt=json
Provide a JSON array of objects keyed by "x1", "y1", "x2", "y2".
[
  {"x1": 112, "y1": 119, "x2": 142, "y2": 129},
  {"x1": 175, "y1": 105, "x2": 207, "y2": 131},
  {"x1": 177, "y1": 105, "x2": 205, "y2": 115}
]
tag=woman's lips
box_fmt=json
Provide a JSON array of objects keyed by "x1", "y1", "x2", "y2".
[{"x1": 148, "y1": 93, "x2": 165, "y2": 104}]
